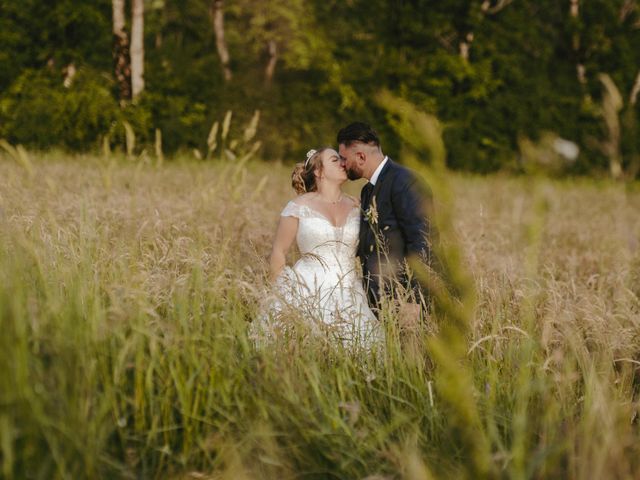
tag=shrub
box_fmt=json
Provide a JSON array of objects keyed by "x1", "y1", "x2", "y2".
[{"x1": 0, "y1": 67, "x2": 121, "y2": 150}]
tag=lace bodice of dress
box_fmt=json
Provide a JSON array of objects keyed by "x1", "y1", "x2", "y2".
[
  {"x1": 281, "y1": 200, "x2": 360, "y2": 268},
  {"x1": 252, "y1": 199, "x2": 381, "y2": 349}
]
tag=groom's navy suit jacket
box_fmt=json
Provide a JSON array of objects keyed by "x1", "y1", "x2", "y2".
[{"x1": 357, "y1": 158, "x2": 433, "y2": 309}]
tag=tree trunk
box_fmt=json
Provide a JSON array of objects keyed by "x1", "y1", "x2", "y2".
[
  {"x1": 599, "y1": 74, "x2": 624, "y2": 180},
  {"x1": 265, "y1": 40, "x2": 278, "y2": 85},
  {"x1": 630, "y1": 70, "x2": 640, "y2": 106},
  {"x1": 112, "y1": 0, "x2": 131, "y2": 102},
  {"x1": 210, "y1": 0, "x2": 232, "y2": 81},
  {"x1": 570, "y1": 0, "x2": 586, "y2": 84},
  {"x1": 63, "y1": 63, "x2": 76, "y2": 88},
  {"x1": 463, "y1": 1, "x2": 512, "y2": 61},
  {"x1": 459, "y1": 33, "x2": 474, "y2": 61},
  {"x1": 619, "y1": 0, "x2": 637, "y2": 23},
  {"x1": 481, "y1": 0, "x2": 513, "y2": 14},
  {"x1": 627, "y1": 72, "x2": 640, "y2": 179},
  {"x1": 570, "y1": 0, "x2": 579, "y2": 17},
  {"x1": 131, "y1": 0, "x2": 145, "y2": 99}
]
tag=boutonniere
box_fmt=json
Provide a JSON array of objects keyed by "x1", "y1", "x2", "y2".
[{"x1": 363, "y1": 197, "x2": 378, "y2": 226}]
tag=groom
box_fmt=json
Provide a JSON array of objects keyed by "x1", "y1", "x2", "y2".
[{"x1": 338, "y1": 122, "x2": 433, "y2": 315}]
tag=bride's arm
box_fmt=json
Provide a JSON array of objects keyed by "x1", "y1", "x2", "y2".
[{"x1": 269, "y1": 216, "x2": 298, "y2": 282}]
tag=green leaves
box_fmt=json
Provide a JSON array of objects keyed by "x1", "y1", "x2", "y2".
[{"x1": 0, "y1": 0, "x2": 638, "y2": 173}]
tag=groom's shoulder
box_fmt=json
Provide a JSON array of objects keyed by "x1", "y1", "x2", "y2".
[
  {"x1": 387, "y1": 159, "x2": 417, "y2": 183},
  {"x1": 387, "y1": 159, "x2": 432, "y2": 196}
]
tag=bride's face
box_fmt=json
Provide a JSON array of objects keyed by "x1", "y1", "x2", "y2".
[{"x1": 317, "y1": 149, "x2": 347, "y2": 184}]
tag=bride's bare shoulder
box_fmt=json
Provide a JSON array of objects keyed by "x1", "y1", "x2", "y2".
[
  {"x1": 292, "y1": 192, "x2": 315, "y2": 206},
  {"x1": 344, "y1": 194, "x2": 361, "y2": 208}
]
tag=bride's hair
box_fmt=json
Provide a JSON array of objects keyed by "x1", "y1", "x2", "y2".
[{"x1": 291, "y1": 147, "x2": 330, "y2": 194}]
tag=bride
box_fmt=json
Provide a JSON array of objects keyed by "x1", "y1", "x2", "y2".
[{"x1": 256, "y1": 147, "x2": 381, "y2": 347}]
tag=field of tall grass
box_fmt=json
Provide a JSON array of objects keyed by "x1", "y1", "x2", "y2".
[{"x1": 1, "y1": 149, "x2": 639, "y2": 479}]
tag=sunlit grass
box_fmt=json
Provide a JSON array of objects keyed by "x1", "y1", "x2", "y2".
[{"x1": 1, "y1": 151, "x2": 639, "y2": 479}]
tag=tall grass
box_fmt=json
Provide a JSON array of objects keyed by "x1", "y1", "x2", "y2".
[{"x1": 1, "y1": 149, "x2": 639, "y2": 479}]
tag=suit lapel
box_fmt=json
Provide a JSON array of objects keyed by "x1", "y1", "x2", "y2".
[
  {"x1": 370, "y1": 158, "x2": 393, "y2": 203},
  {"x1": 360, "y1": 159, "x2": 394, "y2": 257},
  {"x1": 359, "y1": 183, "x2": 373, "y2": 254}
]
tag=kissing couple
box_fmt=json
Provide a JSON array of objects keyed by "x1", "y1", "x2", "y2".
[{"x1": 259, "y1": 122, "x2": 434, "y2": 348}]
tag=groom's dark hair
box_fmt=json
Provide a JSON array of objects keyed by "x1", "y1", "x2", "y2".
[{"x1": 337, "y1": 122, "x2": 380, "y2": 148}]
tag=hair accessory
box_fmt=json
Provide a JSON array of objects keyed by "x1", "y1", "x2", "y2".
[{"x1": 305, "y1": 149, "x2": 317, "y2": 167}]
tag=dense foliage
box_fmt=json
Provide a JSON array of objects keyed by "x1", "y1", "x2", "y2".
[{"x1": 1, "y1": 0, "x2": 639, "y2": 175}]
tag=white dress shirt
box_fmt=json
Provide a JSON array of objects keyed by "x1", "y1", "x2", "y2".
[{"x1": 369, "y1": 156, "x2": 388, "y2": 186}]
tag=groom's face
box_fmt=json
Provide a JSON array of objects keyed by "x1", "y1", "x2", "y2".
[{"x1": 339, "y1": 143, "x2": 364, "y2": 181}]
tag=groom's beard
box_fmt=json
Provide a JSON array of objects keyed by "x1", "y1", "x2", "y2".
[{"x1": 346, "y1": 166, "x2": 363, "y2": 181}]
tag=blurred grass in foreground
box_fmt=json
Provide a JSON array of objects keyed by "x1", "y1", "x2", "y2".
[{"x1": 0, "y1": 146, "x2": 639, "y2": 479}]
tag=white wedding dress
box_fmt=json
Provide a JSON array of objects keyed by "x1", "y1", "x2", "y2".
[{"x1": 255, "y1": 200, "x2": 382, "y2": 348}]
